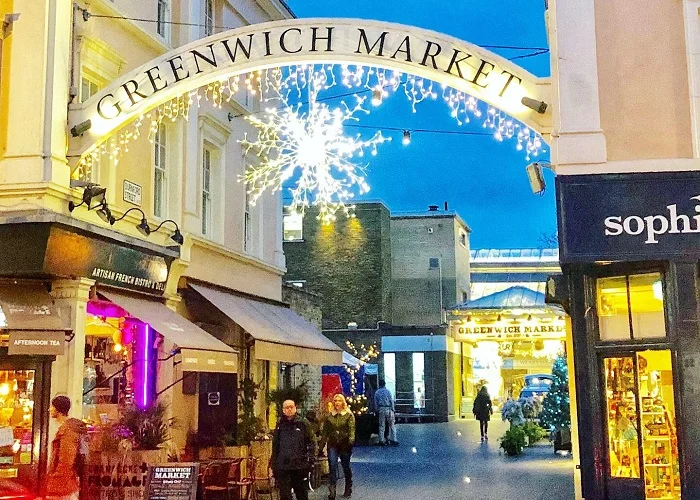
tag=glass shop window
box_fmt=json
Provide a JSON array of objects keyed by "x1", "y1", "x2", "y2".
[
  {"x1": 597, "y1": 273, "x2": 666, "y2": 341},
  {"x1": 383, "y1": 353, "x2": 396, "y2": 402},
  {"x1": 0, "y1": 370, "x2": 35, "y2": 466},
  {"x1": 603, "y1": 357, "x2": 640, "y2": 478}
]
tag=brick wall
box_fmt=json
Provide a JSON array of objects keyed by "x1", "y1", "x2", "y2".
[{"x1": 284, "y1": 202, "x2": 392, "y2": 329}]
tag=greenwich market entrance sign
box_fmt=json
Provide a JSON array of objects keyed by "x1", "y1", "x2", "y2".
[{"x1": 68, "y1": 19, "x2": 550, "y2": 159}]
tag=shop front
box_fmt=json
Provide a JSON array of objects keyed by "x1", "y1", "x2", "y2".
[
  {"x1": 557, "y1": 171, "x2": 700, "y2": 500},
  {"x1": 449, "y1": 286, "x2": 567, "y2": 414},
  {"x1": 0, "y1": 283, "x2": 70, "y2": 491}
]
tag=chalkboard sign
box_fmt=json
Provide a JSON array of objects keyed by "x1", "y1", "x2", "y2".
[{"x1": 145, "y1": 463, "x2": 199, "y2": 500}]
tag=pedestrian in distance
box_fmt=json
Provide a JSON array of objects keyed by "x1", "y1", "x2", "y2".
[
  {"x1": 374, "y1": 379, "x2": 399, "y2": 446},
  {"x1": 45, "y1": 395, "x2": 88, "y2": 500},
  {"x1": 473, "y1": 385, "x2": 493, "y2": 442},
  {"x1": 272, "y1": 399, "x2": 316, "y2": 500},
  {"x1": 322, "y1": 394, "x2": 356, "y2": 499}
]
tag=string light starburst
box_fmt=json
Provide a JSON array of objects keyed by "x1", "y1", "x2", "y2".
[{"x1": 240, "y1": 71, "x2": 390, "y2": 223}]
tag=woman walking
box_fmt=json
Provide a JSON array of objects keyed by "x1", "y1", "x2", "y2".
[
  {"x1": 322, "y1": 394, "x2": 356, "y2": 499},
  {"x1": 473, "y1": 386, "x2": 493, "y2": 441}
]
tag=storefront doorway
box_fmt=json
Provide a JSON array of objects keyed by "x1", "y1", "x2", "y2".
[
  {"x1": 602, "y1": 350, "x2": 680, "y2": 499},
  {"x1": 0, "y1": 353, "x2": 52, "y2": 492}
]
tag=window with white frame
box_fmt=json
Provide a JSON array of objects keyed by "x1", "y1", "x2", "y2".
[
  {"x1": 80, "y1": 72, "x2": 102, "y2": 103},
  {"x1": 204, "y1": 0, "x2": 214, "y2": 36},
  {"x1": 283, "y1": 209, "x2": 303, "y2": 241},
  {"x1": 156, "y1": 0, "x2": 170, "y2": 41},
  {"x1": 244, "y1": 187, "x2": 252, "y2": 252},
  {"x1": 202, "y1": 146, "x2": 213, "y2": 236},
  {"x1": 153, "y1": 123, "x2": 168, "y2": 218},
  {"x1": 459, "y1": 229, "x2": 467, "y2": 247}
]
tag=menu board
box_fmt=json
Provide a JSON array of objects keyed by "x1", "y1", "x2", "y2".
[{"x1": 145, "y1": 463, "x2": 199, "y2": 500}]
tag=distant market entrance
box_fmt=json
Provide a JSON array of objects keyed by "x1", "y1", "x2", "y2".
[{"x1": 449, "y1": 286, "x2": 567, "y2": 415}]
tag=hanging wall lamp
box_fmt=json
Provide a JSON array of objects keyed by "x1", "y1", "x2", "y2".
[
  {"x1": 110, "y1": 207, "x2": 151, "y2": 236},
  {"x1": 152, "y1": 219, "x2": 185, "y2": 245},
  {"x1": 68, "y1": 184, "x2": 106, "y2": 212}
]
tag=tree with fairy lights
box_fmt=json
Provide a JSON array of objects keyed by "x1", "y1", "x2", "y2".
[
  {"x1": 540, "y1": 355, "x2": 571, "y2": 431},
  {"x1": 344, "y1": 341, "x2": 379, "y2": 415}
]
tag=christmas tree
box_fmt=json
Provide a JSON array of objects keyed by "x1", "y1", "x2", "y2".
[{"x1": 540, "y1": 355, "x2": 571, "y2": 430}]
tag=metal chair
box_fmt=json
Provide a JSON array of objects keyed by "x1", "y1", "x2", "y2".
[
  {"x1": 201, "y1": 460, "x2": 233, "y2": 500},
  {"x1": 254, "y1": 461, "x2": 278, "y2": 500},
  {"x1": 228, "y1": 456, "x2": 258, "y2": 500}
]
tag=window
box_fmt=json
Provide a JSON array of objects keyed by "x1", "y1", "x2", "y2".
[
  {"x1": 244, "y1": 188, "x2": 251, "y2": 252},
  {"x1": 429, "y1": 258, "x2": 440, "y2": 269},
  {"x1": 204, "y1": 0, "x2": 214, "y2": 36},
  {"x1": 597, "y1": 272, "x2": 666, "y2": 341},
  {"x1": 283, "y1": 209, "x2": 303, "y2": 241},
  {"x1": 80, "y1": 73, "x2": 101, "y2": 103},
  {"x1": 286, "y1": 280, "x2": 306, "y2": 288},
  {"x1": 412, "y1": 353, "x2": 425, "y2": 409},
  {"x1": 157, "y1": 0, "x2": 170, "y2": 41},
  {"x1": 383, "y1": 353, "x2": 396, "y2": 402},
  {"x1": 461, "y1": 291, "x2": 469, "y2": 303},
  {"x1": 0, "y1": 370, "x2": 36, "y2": 465},
  {"x1": 602, "y1": 350, "x2": 680, "y2": 496},
  {"x1": 202, "y1": 147, "x2": 212, "y2": 236},
  {"x1": 153, "y1": 123, "x2": 167, "y2": 218},
  {"x1": 459, "y1": 230, "x2": 467, "y2": 247}
]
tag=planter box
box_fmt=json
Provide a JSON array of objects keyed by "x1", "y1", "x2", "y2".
[
  {"x1": 198, "y1": 445, "x2": 249, "y2": 460},
  {"x1": 250, "y1": 440, "x2": 272, "y2": 479},
  {"x1": 84, "y1": 449, "x2": 168, "y2": 500}
]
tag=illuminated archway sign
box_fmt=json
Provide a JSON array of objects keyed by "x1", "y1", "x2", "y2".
[{"x1": 68, "y1": 18, "x2": 551, "y2": 159}]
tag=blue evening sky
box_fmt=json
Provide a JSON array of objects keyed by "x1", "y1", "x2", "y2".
[{"x1": 284, "y1": 0, "x2": 556, "y2": 249}]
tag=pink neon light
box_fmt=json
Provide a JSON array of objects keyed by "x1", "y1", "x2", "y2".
[{"x1": 143, "y1": 324, "x2": 149, "y2": 408}]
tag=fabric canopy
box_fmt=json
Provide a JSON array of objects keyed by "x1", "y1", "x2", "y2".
[
  {"x1": 0, "y1": 283, "x2": 68, "y2": 331},
  {"x1": 189, "y1": 284, "x2": 342, "y2": 366},
  {"x1": 101, "y1": 291, "x2": 238, "y2": 374}
]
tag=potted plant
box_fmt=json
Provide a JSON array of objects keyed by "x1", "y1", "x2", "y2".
[{"x1": 499, "y1": 425, "x2": 527, "y2": 456}]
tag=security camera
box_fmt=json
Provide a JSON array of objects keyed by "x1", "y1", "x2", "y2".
[
  {"x1": 526, "y1": 162, "x2": 547, "y2": 195},
  {"x1": 521, "y1": 97, "x2": 548, "y2": 114},
  {"x1": 70, "y1": 119, "x2": 92, "y2": 137}
]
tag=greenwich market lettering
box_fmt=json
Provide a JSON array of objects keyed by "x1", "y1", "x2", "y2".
[
  {"x1": 96, "y1": 26, "x2": 524, "y2": 121},
  {"x1": 604, "y1": 195, "x2": 700, "y2": 244},
  {"x1": 458, "y1": 325, "x2": 565, "y2": 335}
]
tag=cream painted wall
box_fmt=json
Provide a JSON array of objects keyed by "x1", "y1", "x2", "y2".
[{"x1": 594, "y1": 0, "x2": 692, "y2": 161}]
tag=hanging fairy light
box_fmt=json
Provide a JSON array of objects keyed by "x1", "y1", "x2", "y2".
[
  {"x1": 73, "y1": 64, "x2": 546, "y2": 187},
  {"x1": 402, "y1": 130, "x2": 411, "y2": 146},
  {"x1": 240, "y1": 70, "x2": 390, "y2": 223}
]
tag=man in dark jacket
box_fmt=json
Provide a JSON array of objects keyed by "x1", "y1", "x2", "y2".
[{"x1": 272, "y1": 399, "x2": 316, "y2": 500}]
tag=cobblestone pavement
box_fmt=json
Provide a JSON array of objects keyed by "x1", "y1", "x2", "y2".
[{"x1": 307, "y1": 419, "x2": 574, "y2": 500}]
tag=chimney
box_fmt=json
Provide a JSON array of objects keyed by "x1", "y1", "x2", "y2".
[
  {"x1": 428, "y1": 205, "x2": 439, "y2": 211},
  {"x1": 444, "y1": 201, "x2": 448, "y2": 211}
]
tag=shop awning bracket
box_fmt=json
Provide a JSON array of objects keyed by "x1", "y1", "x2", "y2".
[{"x1": 156, "y1": 371, "x2": 196, "y2": 397}]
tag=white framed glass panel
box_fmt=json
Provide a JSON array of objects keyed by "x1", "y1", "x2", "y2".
[
  {"x1": 597, "y1": 276, "x2": 632, "y2": 341},
  {"x1": 204, "y1": 0, "x2": 214, "y2": 36},
  {"x1": 283, "y1": 210, "x2": 303, "y2": 241},
  {"x1": 153, "y1": 123, "x2": 167, "y2": 218},
  {"x1": 202, "y1": 147, "x2": 212, "y2": 236},
  {"x1": 629, "y1": 273, "x2": 666, "y2": 339},
  {"x1": 383, "y1": 353, "x2": 396, "y2": 402},
  {"x1": 412, "y1": 352, "x2": 425, "y2": 409}
]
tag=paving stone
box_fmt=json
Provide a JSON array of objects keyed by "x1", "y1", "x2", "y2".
[{"x1": 308, "y1": 419, "x2": 574, "y2": 500}]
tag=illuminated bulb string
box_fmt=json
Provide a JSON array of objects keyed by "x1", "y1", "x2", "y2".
[{"x1": 73, "y1": 64, "x2": 547, "y2": 216}]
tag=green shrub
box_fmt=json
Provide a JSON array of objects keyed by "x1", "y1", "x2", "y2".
[
  {"x1": 522, "y1": 421, "x2": 548, "y2": 445},
  {"x1": 499, "y1": 425, "x2": 527, "y2": 456}
]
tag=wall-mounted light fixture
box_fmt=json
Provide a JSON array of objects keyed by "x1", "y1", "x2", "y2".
[
  {"x1": 68, "y1": 184, "x2": 106, "y2": 212},
  {"x1": 95, "y1": 202, "x2": 113, "y2": 223},
  {"x1": 110, "y1": 207, "x2": 151, "y2": 236},
  {"x1": 152, "y1": 219, "x2": 184, "y2": 245},
  {"x1": 525, "y1": 161, "x2": 553, "y2": 195},
  {"x1": 2, "y1": 13, "x2": 20, "y2": 39},
  {"x1": 402, "y1": 130, "x2": 411, "y2": 146},
  {"x1": 521, "y1": 96, "x2": 548, "y2": 114}
]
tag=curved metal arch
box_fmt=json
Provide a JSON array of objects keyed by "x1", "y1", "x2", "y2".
[{"x1": 68, "y1": 18, "x2": 551, "y2": 159}]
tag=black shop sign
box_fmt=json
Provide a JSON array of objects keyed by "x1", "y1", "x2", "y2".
[
  {"x1": 557, "y1": 172, "x2": 700, "y2": 263},
  {"x1": 145, "y1": 463, "x2": 199, "y2": 500}
]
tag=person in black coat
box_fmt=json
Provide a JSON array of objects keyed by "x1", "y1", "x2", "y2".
[
  {"x1": 472, "y1": 386, "x2": 493, "y2": 441},
  {"x1": 272, "y1": 399, "x2": 316, "y2": 500}
]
